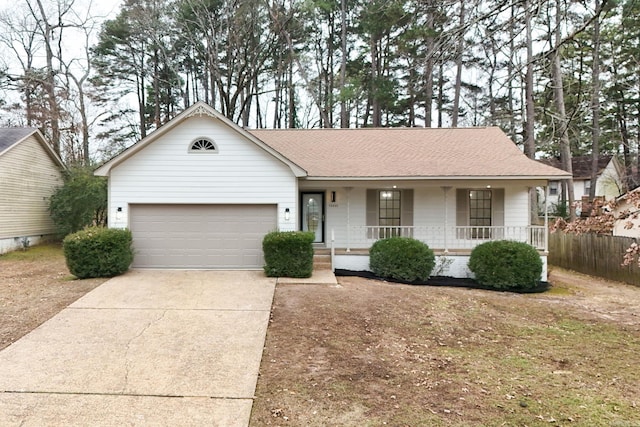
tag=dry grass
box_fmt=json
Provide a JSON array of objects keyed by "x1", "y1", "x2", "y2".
[
  {"x1": 0, "y1": 244, "x2": 106, "y2": 350},
  {"x1": 251, "y1": 271, "x2": 640, "y2": 426}
]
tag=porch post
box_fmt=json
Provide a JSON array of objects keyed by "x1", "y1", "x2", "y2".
[
  {"x1": 346, "y1": 187, "x2": 352, "y2": 252},
  {"x1": 441, "y1": 186, "x2": 452, "y2": 253},
  {"x1": 544, "y1": 184, "x2": 549, "y2": 253}
]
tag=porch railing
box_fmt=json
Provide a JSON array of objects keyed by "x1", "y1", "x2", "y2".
[{"x1": 348, "y1": 225, "x2": 547, "y2": 251}]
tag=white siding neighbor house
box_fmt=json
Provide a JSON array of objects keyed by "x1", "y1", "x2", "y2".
[
  {"x1": 0, "y1": 128, "x2": 65, "y2": 254},
  {"x1": 539, "y1": 155, "x2": 625, "y2": 215},
  {"x1": 96, "y1": 102, "x2": 570, "y2": 278}
]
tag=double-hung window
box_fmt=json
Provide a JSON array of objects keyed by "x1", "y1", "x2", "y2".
[
  {"x1": 469, "y1": 190, "x2": 492, "y2": 238},
  {"x1": 379, "y1": 190, "x2": 401, "y2": 237}
]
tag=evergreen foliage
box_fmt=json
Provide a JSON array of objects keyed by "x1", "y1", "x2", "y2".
[
  {"x1": 468, "y1": 240, "x2": 542, "y2": 291},
  {"x1": 263, "y1": 231, "x2": 315, "y2": 278},
  {"x1": 63, "y1": 227, "x2": 133, "y2": 279},
  {"x1": 369, "y1": 237, "x2": 435, "y2": 282},
  {"x1": 49, "y1": 167, "x2": 108, "y2": 238}
]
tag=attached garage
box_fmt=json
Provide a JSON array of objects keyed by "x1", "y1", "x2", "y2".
[{"x1": 129, "y1": 204, "x2": 277, "y2": 269}]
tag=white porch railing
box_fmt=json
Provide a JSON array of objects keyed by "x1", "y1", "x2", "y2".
[{"x1": 347, "y1": 225, "x2": 547, "y2": 251}]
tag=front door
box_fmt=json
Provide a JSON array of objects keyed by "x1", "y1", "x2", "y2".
[{"x1": 301, "y1": 192, "x2": 324, "y2": 243}]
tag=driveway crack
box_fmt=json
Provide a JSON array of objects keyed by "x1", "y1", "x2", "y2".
[{"x1": 121, "y1": 310, "x2": 167, "y2": 394}]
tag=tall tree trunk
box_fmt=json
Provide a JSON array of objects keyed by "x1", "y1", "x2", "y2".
[
  {"x1": 524, "y1": 1, "x2": 535, "y2": 159},
  {"x1": 507, "y1": 3, "x2": 517, "y2": 140},
  {"x1": 590, "y1": 0, "x2": 601, "y2": 199},
  {"x1": 551, "y1": 0, "x2": 576, "y2": 220},
  {"x1": 340, "y1": 0, "x2": 348, "y2": 128},
  {"x1": 424, "y1": 6, "x2": 434, "y2": 128},
  {"x1": 370, "y1": 36, "x2": 381, "y2": 127},
  {"x1": 34, "y1": 0, "x2": 61, "y2": 155},
  {"x1": 153, "y1": 49, "x2": 161, "y2": 129},
  {"x1": 524, "y1": 0, "x2": 538, "y2": 224},
  {"x1": 451, "y1": 0, "x2": 465, "y2": 127},
  {"x1": 288, "y1": 64, "x2": 295, "y2": 128},
  {"x1": 437, "y1": 61, "x2": 444, "y2": 128}
]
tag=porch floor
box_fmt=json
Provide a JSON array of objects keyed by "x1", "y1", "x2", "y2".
[{"x1": 332, "y1": 248, "x2": 473, "y2": 256}]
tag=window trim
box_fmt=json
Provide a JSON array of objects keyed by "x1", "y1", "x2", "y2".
[{"x1": 189, "y1": 137, "x2": 218, "y2": 153}]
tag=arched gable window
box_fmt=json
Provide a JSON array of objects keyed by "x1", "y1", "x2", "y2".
[{"x1": 189, "y1": 138, "x2": 218, "y2": 153}]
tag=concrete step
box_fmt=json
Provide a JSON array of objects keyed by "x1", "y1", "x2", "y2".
[
  {"x1": 313, "y1": 262, "x2": 332, "y2": 270},
  {"x1": 313, "y1": 249, "x2": 332, "y2": 271}
]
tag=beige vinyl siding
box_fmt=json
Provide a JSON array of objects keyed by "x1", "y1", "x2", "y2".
[{"x1": 0, "y1": 136, "x2": 63, "y2": 239}]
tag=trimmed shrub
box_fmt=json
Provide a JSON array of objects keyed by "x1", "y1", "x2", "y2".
[
  {"x1": 263, "y1": 231, "x2": 315, "y2": 278},
  {"x1": 468, "y1": 240, "x2": 542, "y2": 290},
  {"x1": 369, "y1": 237, "x2": 435, "y2": 282},
  {"x1": 63, "y1": 227, "x2": 134, "y2": 279}
]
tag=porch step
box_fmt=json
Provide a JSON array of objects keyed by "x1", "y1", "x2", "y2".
[{"x1": 313, "y1": 248, "x2": 332, "y2": 271}]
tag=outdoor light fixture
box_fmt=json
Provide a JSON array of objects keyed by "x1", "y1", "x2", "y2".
[
  {"x1": 116, "y1": 207, "x2": 123, "y2": 221},
  {"x1": 284, "y1": 208, "x2": 290, "y2": 221},
  {"x1": 331, "y1": 191, "x2": 336, "y2": 203}
]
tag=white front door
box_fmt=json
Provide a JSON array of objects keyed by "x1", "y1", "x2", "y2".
[{"x1": 301, "y1": 193, "x2": 324, "y2": 243}]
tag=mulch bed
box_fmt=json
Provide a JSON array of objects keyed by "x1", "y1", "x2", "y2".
[{"x1": 334, "y1": 269, "x2": 551, "y2": 293}]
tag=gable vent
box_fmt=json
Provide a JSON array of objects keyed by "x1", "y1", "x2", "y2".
[{"x1": 190, "y1": 138, "x2": 217, "y2": 152}]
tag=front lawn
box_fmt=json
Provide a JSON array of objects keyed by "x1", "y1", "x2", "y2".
[
  {"x1": 250, "y1": 268, "x2": 640, "y2": 426},
  {"x1": 0, "y1": 244, "x2": 106, "y2": 351}
]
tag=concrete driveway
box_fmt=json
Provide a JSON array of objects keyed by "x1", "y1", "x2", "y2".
[{"x1": 0, "y1": 270, "x2": 276, "y2": 426}]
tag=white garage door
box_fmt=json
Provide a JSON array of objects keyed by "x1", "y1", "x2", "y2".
[{"x1": 129, "y1": 204, "x2": 277, "y2": 268}]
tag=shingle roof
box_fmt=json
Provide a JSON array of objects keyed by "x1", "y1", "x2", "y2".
[
  {"x1": 249, "y1": 127, "x2": 570, "y2": 179},
  {"x1": 539, "y1": 155, "x2": 613, "y2": 180},
  {"x1": 0, "y1": 128, "x2": 37, "y2": 155}
]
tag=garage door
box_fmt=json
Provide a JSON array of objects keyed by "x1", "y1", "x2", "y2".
[{"x1": 129, "y1": 204, "x2": 277, "y2": 268}]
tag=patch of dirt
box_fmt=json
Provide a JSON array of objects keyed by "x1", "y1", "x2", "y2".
[
  {"x1": 251, "y1": 267, "x2": 640, "y2": 426},
  {"x1": 542, "y1": 268, "x2": 640, "y2": 326},
  {"x1": 0, "y1": 245, "x2": 106, "y2": 351}
]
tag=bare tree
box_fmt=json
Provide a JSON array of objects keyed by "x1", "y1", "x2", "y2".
[
  {"x1": 450, "y1": 0, "x2": 465, "y2": 127},
  {"x1": 590, "y1": 0, "x2": 602, "y2": 199},
  {"x1": 550, "y1": 0, "x2": 576, "y2": 219}
]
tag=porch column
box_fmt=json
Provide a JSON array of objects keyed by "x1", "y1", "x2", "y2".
[
  {"x1": 345, "y1": 187, "x2": 352, "y2": 252},
  {"x1": 544, "y1": 184, "x2": 549, "y2": 253},
  {"x1": 441, "y1": 186, "x2": 452, "y2": 253}
]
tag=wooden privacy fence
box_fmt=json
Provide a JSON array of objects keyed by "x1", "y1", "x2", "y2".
[{"x1": 548, "y1": 232, "x2": 640, "y2": 286}]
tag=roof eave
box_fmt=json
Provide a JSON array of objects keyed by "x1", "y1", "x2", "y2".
[{"x1": 302, "y1": 174, "x2": 572, "y2": 181}]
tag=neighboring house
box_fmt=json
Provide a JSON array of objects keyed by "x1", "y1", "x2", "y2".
[
  {"x1": 539, "y1": 155, "x2": 625, "y2": 214},
  {"x1": 95, "y1": 102, "x2": 569, "y2": 280},
  {"x1": 0, "y1": 128, "x2": 65, "y2": 254}
]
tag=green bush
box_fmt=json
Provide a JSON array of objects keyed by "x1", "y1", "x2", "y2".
[
  {"x1": 263, "y1": 231, "x2": 315, "y2": 278},
  {"x1": 369, "y1": 237, "x2": 435, "y2": 282},
  {"x1": 468, "y1": 240, "x2": 542, "y2": 290},
  {"x1": 63, "y1": 227, "x2": 133, "y2": 279}
]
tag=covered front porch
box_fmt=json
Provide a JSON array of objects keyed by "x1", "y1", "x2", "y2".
[{"x1": 299, "y1": 181, "x2": 550, "y2": 281}]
